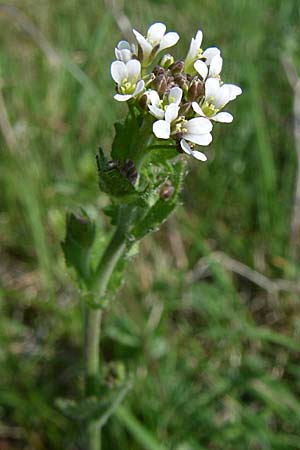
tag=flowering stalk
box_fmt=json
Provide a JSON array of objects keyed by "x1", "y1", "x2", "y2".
[{"x1": 61, "y1": 22, "x2": 242, "y2": 450}]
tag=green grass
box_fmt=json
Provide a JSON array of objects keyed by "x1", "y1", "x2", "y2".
[{"x1": 1, "y1": 0, "x2": 300, "y2": 449}]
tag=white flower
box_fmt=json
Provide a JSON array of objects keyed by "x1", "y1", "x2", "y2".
[
  {"x1": 202, "y1": 47, "x2": 221, "y2": 65},
  {"x1": 133, "y1": 22, "x2": 179, "y2": 66},
  {"x1": 194, "y1": 53, "x2": 223, "y2": 80},
  {"x1": 115, "y1": 40, "x2": 136, "y2": 63},
  {"x1": 111, "y1": 60, "x2": 145, "y2": 101},
  {"x1": 192, "y1": 77, "x2": 242, "y2": 122},
  {"x1": 184, "y1": 29, "x2": 222, "y2": 77},
  {"x1": 152, "y1": 103, "x2": 180, "y2": 138},
  {"x1": 184, "y1": 30, "x2": 203, "y2": 72},
  {"x1": 148, "y1": 87, "x2": 182, "y2": 119},
  {"x1": 152, "y1": 105, "x2": 213, "y2": 161},
  {"x1": 179, "y1": 118, "x2": 213, "y2": 161}
]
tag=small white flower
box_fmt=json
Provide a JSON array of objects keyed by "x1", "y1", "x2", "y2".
[
  {"x1": 194, "y1": 53, "x2": 223, "y2": 80},
  {"x1": 115, "y1": 40, "x2": 136, "y2": 63},
  {"x1": 152, "y1": 103, "x2": 180, "y2": 138},
  {"x1": 179, "y1": 118, "x2": 213, "y2": 161},
  {"x1": 180, "y1": 138, "x2": 208, "y2": 161},
  {"x1": 184, "y1": 29, "x2": 222, "y2": 77},
  {"x1": 111, "y1": 59, "x2": 145, "y2": 102},
  {"x1": 202, "y1": 47, "x2": 221, "y2": 65},
  {"x1": 192, "y1": 77, "x2": 242, "y2": 122},
  {"x1": 133, "y1": 22, "x2": 179, "y2": 66},
  {"x1": 152, "y1": 105, "x2": 212, "y2": 161},
  {"x1": 184, "y1": 30, "x2": 203, "y2": 72},
  {"x1": 148, "y1": 87, "x2": 182, "y2": 119}
]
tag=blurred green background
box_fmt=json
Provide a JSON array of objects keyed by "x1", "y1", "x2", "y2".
[{"x1": 1, "y1": 0, "x2": 300, "y2": 449}]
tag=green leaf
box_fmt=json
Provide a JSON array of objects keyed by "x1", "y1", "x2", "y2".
[
  {"x1": 146, "y1": 145, "x2": 178, "y2": 166},
  {"x1": 97, "y1": 148, "x2": 146, "y2": 206},
  {"x1": 111, "y1": 113, "x2": 153, "y2": 162},
  {"x1": 132, "y1": 160, "x2": 185, "y2": 240},
  {"x1": 61, "y1": 210, "x2": 96, "y2": 282},
  {"x1": 111, "y1": 114, "x2": 141, "y2": 161}
]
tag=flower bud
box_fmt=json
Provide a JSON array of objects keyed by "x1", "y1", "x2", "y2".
[
  {"x1": 188, "y1": 78, "x2": 204, "y2": 101},
  {"x1": 169, "y1": 60, "x2": 184, "y2": 74},
  {"x1": 173, "y1": 73, "x2": 188, "y2": 89},
  {"x1": 66, "y1": 211, "x2": 96, "y2": 249},
  {"x1": 120, "y1": 159, "x2": 138, "y2": 185},
  {"x1": 152, "y1": 74, "x2": 168, "y2": 95},
  {"x1": 179, "y1": 102, "x2": 192, "y2": 116},
  {"x1": 159, "y1": 180, "x2": 174, "y2": 200},
  {"x1": 152, "y1": 65, "x2": 164, "y2": 76},
  {"x1": 160, "y1": 54, "x2": 174, "y2": 69}
]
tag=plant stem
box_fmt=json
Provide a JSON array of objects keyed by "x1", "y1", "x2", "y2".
[
  {"x1": 85, "y1": 207, "x2": 131, "y2": 450},
  {"x1": 85, "y1": 115, "x2": 154, "y2": 450}
]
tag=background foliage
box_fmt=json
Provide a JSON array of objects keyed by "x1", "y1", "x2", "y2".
[{"x1": 1, "y1": 0, "x2": 300, "y2": 449}]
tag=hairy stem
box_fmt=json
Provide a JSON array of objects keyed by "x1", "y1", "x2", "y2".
[
  {"x1": 85, "y1": 115, "x2": 154, "y2": 450},
  {"x1": 85, "y1": 207, "x2": 132, "y2": 450}
]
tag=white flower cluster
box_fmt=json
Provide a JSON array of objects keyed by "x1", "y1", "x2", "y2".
[{"x1": 110, "y1": 23, "x2": 242, "y2": 162}]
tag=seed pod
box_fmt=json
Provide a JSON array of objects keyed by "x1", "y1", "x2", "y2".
[{"x1": 159, "y1": 180, "x2": 174, "y2": 200}]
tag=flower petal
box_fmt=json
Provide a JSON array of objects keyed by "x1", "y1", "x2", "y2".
[
  {"x1": 133, "y1": 80, "x2": 145, "y2": 96},
  {"x1": 110, "y1": 61, "x2": 127, "y2": 84},
  {"x1": 209, "y1": 55, "x2": 223, "y2": 77},
  {"x1": 180, "y1": 139, "x2": 192, "y2": 155},
  {"x1": 159, "y1": 32, "x2": 180, "y2": 51},
  {"x1": 114, "y1": 93, "x2": 133, "y2": 102},
  {"x1": 181, "y1": 139, "x2": 207, "y2": 161},
  {"x1": 194, "y1": 30, "x2": 203, "y2": 47},
  {"x1": 147, "y1": 22, "x2": 166, "y2": 42},
  {"x1": 192, "y1": 102, "x2": 205, "y2": 116},
  {"x1": 185, "y1": 30, "x2": 203, "y2": 63},
  {"x1": 194, "y1": 60, "x2": 208, "y2": 80},
  {"x1": 117, "y1": 40, "x2": 131, "y2": 50},
  {"x1": 153, "y1": 120, "x2": 171, "y2": 139},
  {"x1": 115, "y1": 48, "x2": 132, "y2": 62},
  {"x1": 150, "y1": 89, "x2": 161, "y2": 107},
  {"x1": 205, "y1": 78, "x2": 220, "y2": 100},
  {"x1": 184, "y1": 132, "x2": 212, "y2": 146},
  {"x1": 186, "y1": 117, "x2": 213, "y2": 134},
  {"x1": 126, "y1": 59, "x2": 141, "y2": 81},
  {"x1": 149, "y1": 104, "x2": 165, "y2": 119},
  {"x1": 202, "y1": 47, "x2": 221, "y2": 65},
  {"x1": 191, "y1": 150, "x2": 207, "y2": 161},
  {"x1": 168, "y1": 87, "x2": 182, "y2": 104},
  {"x1": 227, "y1": 84, "x2": 242, "y2": 100},
  {"x1": 133, "y1": 29, "x2": 152, "y2": 59},
  {"x1": 213, "y1": 84, "x2": 232, "y2": 108},
  {"x1": 212, "y1": 112, "x2": 233, "y2": 123},
  {"x1": 165, "y1": 103, "x2": 179, "y2": 123}
]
